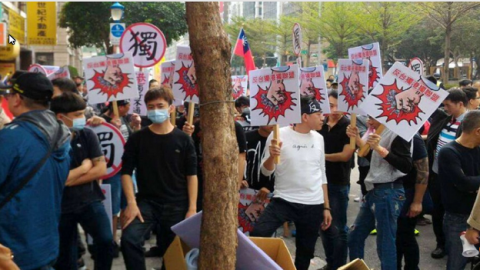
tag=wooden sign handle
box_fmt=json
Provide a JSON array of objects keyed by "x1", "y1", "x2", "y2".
[
  {"x1": 358, "y1": 124, "x2": 385, "y2": 157},
  {"x1": 350, "y1": 113, "x2": 357, "y2": 150},
  {"x1": 273, "y1": 124, "x2": 280, "y2": 164},
  {"x1": 188, "y1": 102, "x2": 195, "y2": 125},
  {"x1": 112, "y1": 101, "x2": 119, "y2": 118},
  {"x1": 171, "y1": 109, "x2": 176, "y2": 126}
]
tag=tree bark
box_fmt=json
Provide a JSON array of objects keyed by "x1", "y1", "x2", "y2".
[
  {"x1": 185, "y1": 3, "x2": 238, "y2": 270},
  {"x1": 443, "y1": 3, "x2": 452, "y2": 83}
]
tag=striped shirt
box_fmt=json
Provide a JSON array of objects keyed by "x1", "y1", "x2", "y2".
[{"x1": 432, "y1": 112, "x2": 466, "y2": 173}]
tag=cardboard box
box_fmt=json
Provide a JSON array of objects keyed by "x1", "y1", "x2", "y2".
[
  {"x1": 164, "y1": 236, "x2": 296, "y2": 270},
  {"x1": 338, "y1": 259, "x2": 370, "y2": 270}
]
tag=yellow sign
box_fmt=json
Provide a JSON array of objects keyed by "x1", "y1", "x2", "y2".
[
  {"x1": 0, "y1": 42, "x2": 20, "y2": 60},
  {"x1": 0, "y1": 63, "x2": 15, "y2": 78},
  {"x1": 27, "y1": 2, "x2": 56, "y2": 45},
  {"x1": 4, "y1": 5, "x2": 25, "y2": 44}
]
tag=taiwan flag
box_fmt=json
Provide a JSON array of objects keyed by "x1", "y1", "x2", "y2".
[{"x1": 233, "y1": 28, "x2": 256, "y2": 76}]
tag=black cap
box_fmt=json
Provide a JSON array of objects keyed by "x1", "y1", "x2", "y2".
[
  {"x1": 0, "y1": 72, "x2": 53, "y2": 101},
  {"x1": 108, "y1": 99, "x2": 130, "y2": 108}
]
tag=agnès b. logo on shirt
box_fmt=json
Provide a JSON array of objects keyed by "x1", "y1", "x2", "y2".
[{"x1": 292, "y1": 144, "x2": 308, "y2": 151}]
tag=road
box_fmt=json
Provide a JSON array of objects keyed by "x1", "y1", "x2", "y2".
[{"x1": 83, "y1": 164, "x2": 448, "y2": 270}]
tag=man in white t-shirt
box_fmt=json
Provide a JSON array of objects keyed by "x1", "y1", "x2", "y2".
[{"x1": 250, "y1": 96, "x2": 332, "y2": 270}]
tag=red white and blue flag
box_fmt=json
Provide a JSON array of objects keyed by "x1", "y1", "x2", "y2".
[{"x1": 233, "y1": 28, "x2": 256, "y2": 75}]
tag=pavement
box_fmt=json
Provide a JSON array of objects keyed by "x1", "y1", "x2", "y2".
[{"x1": 83, "y1": 165, "x2": 449, "y2": 270}]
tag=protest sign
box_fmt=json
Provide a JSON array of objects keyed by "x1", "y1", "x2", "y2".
[
  {"x1": 238, "y1": 188, "x2": 271, "y2": 236},
  {"x1": 360, "y1": 62, "x2": 449, "y2": 141},
  {"x1": 232, "y1": 75, "x2": 248, "y2": 99},
  {"x1": 337, "y1": 59, "x2": 369, "y2": 114},
  {"x1": 348, "y1": 42, "x2": 382, "y2": 91},
  {"x1": 47, "y1": 66, "x2": 70, "y2": 80},
  {"x1": 28, "y1": 64, "x2": 70, "y2": 80},
  {"x1": 172, "y1": 46, "x2": 199, "y2": 103},
  {"x1": 82, "y1": 52, "x2": 138, "y2": 104},
  {"x1": 86, "y1": 123, "x2": 126, "y2": 179},
  {"x1": 408, "y1": 57, "x2": 425, "y2": 76},
  {"x1": 249, "y1": 65, "x2": 301, "y2": 126},
  {"x1": 160, "y1": 60, "x2": 175, "y2": 88},
  {"x1": 292, "y1": 23, "x2": 302, "y2": 66},
  {"x1": 120, "y1": 23, "x2": 166, "y2": 68},
  {"x1": 28, "y1": 64, "x2": 47, "y2": 75},
  {"x1": 129, "y1": 70, "x2": 149, "y2": 116},
  {"x1": 299, "y1": 66, "x2": 330, "y2": 114}
]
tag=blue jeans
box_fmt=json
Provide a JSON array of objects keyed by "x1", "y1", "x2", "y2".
[
  {"x1": 251, "y1": 198, "x2": 325, "y2": 270},
  {"x1": 348, "y1": 184, "x2": 405, "y2": 270},
  {"x1": 319, "y1": 184, "x2": 349, "y2": 269},
  {"x1": 102, "y1": 173, "x2": 122, "y2": 215},
  {"x1": 121, "y1": 200, "x2": 188, "y2": 270},
  {"x1": 444, "y1": 212, "x2": 469, "y2": 270},
  {"x1": 396, "y1": 188, "x2": 419, "y2": 270},
  {"x1": 55, "y1": 201, "x2": 114, "y2": 270}
]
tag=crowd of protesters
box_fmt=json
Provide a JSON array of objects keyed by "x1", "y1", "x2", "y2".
[{"x1": 0, "y1": 70, "x2": 479, "y2": 270}]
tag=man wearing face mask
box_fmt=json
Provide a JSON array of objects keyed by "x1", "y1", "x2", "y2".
[
  {"x1": 120, "y1": 86, "x2": 198, "y2": 270},
  {"x1": 50, "y1": 92, "x2": 113, "y2": 270}
]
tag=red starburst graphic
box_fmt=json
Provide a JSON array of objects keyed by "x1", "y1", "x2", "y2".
[
  {"x1": 369, "y1": 64, "x2": 380, "y2": 90},
  {"x1": 252, "y1": 86, "x2": 296, "y2": 124},
  {"x1": 232, "y1": 86, "x2": 244, "y2": 99},
  {"x1": 175, "y1": 63, "x2": 198, "y2": 100},
  {"x1": 374, "y1": 79, "x2": 424, "y2": 125},
  {"x1": 89, "y1": 70, "x2": 132, "y2": 100},
  {"x1": 340, "y1": 75, "x2": 365, "y2": 111},
  {"x1": 161, "y1": 76, "x2": 170, "y2": 86},
  {"x1": 238, "y1": 203, "x2": 255, "y2": 233}
]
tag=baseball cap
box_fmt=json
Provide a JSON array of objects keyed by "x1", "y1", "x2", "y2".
[
  {"x1": 301, "y1": 97, "x2": 322, "y2": 115},
  {"x1": 0, "y1": 72, "x2": 53, "y2": 101}
]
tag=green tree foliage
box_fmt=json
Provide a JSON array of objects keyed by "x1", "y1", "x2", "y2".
[{"x1": 59, "y1": 2, "x2": 188, "y2": 53}]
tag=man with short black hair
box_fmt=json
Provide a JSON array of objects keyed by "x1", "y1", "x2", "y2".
[
  {"x1": 52, "y1": 77, "x2": 79, "y2": 97},
  {"x1": 459, "y1": 79, "x2": 473, "y2": 89},
  {"x1": 235, "y1": 96, "x2": 250, "y2": 114},
  {"x1": 463, "y1": 86, "x2": 480, "y2": 110},
  {"x1": 251, "y1": 96, "x2": 332, "y2": 270},
  {"x1": 426, "y1": 88, "x2": 468, "y2": 259},
  {"x1": 120, "y1": 86, "x2": 198, "y2": 270},
  {"x1": 0, "y1": 72, "x2": 71, "y2": 269},
  {"x1": 438, "y1": 110, "x2": 480, "y2": 270},
  {"x1": 51, "y1": 92, "x2": 113, "y2": 270}
]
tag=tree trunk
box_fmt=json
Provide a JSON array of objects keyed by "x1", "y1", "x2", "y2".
[
  {"x1": 443, "y1": 4, "x2": 452, "y2": 83},
  {"x1": 185, "y1": 3, "x2": 238, "y2": 270}
]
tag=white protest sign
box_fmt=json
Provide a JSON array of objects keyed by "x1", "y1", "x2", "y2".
[
  {"x1": 47, "y1": 66, "x2": 71, "y2": 80},
  {"x1": 87, "y1": 184, "x2": 113, "y2": 245},
  {"x1": 231, "y1": 75, "x2": 248, "y2": 99},
  {"x1": 86, "y1": 123, "x2": 126, "y2": 179},
  {"x1": 160, "y1": 60, "x2": 175, "y2": 88},
  {"x1": 348, "y1": 42, "x2": 383, "y2": 91},
  {"x1": 83, "y1": 52, "x2": 138, "y2": 104},
  {"x1": 173, "y1": 46, "x2": 199, "y2": 103},
  {"x1": 28, "y1": 64, "x2": 47, "y2": 75},
  {"x1": 238, "y1": 188, "x2": 271, "y2": 236},
  {"x1": 337, "y1": 59, "x2": 369, "y2": 114},
  {"x1": 408, "y1": 57, "x2": 425, "y2": 76},
  {"x1": 120, "y1": 23, "x2": 166, "y2": 68},
  {"x1": 360, "y1": 62, "x2": 449, "y2": 141},
  {"x1": 299, "y1": 66, "x2": 330, "y2": 114},
  {"x1": 249, "y1": 65, "x2": 301, "y2": 126},
  {"x1": 129, "y1": 71, "x2": 149, "y2": 116},
  {"x1": 292, "y1": 23, "x2": 302, "y2": 56}
]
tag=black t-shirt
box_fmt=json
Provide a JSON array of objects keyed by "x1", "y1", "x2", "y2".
[
  {"x1": 319, "y1": 116, "x2": 352, "y2": 185},
  {"x1": 439, "y1": 141, "x2": 480, "y2": 215},
  {"x1": 121, "y1": 127, "x2": 197, "y2": 204},
  {"x1": 401, "y1": 134, "x2": 427, "y2": 190},
  {"x1": 245, "y1": 130, "x2": 275, "y2": 191},
  {"x1": 62, "y1": 128, "x2": 105, "y2": 213}
]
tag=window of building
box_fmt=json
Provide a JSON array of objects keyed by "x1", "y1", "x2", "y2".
[{"x1": 35, "y1": 53, "x2": 54, "y2": 65}]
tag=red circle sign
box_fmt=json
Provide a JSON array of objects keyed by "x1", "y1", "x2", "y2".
[{"x1": 120, "y1": 22, "x2": 167, "y2": 68}]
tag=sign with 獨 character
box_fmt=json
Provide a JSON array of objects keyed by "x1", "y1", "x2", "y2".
[
  {"x1": 82, "y1": 52, "x2": 139, "y2": 104},
  {"x1": 86, "y1": 123, "x2": 126, "y2": 179},
  {"x1": 348, "y1": 42, "x2": 382, "y2": 91},
  {"x1": 360, "y1": 62, "x2": 449, "y2": 141},
  {"x1": 337, "y1": 59, "x2": 369, "y2": 114},
  {"x1": 249, "y1": 65, "x2": 301, "y2": 126},
  {"x1": 299, "y1": 66, "x2": 330, "y2": 114},
  {"x1": 120, "y1": 22, "x2": 166, "y2": 68},
  {"x1": 129, "y1": 70, "x2": 149, "y2": 116},
  {"x1": 408, "y1": 57, "x2": 425, "y2": 76},
  {"x1": 27, "y1": 2, "x2": 56, "y2": 45},
  {"x1": 173, "y1": 46, "x2": 199, "y2": 103},
  {"x1": 160, "y1": 60, "x2": 175, "y2": 88},
  {"x1": 231, "y1": 75, "x2": 248, "y2": 99}
]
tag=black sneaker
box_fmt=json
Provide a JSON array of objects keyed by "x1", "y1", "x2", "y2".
[
  {"x1": 113, "y1": 242, "x2": 120, "y2": 258},
  {"x1": 431, "y1": 246, "x2": 446, "y2": 259}
]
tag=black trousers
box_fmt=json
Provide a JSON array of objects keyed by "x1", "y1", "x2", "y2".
[
  {"x1": 428, "y1": 172, "x2": 445, "y2": 248},
  {"x1": 357, "y1": 166, "x2": 370, "y2": 196},
  {"x1": 250, "y1": 198, "x2": 324, "y2": 270}
]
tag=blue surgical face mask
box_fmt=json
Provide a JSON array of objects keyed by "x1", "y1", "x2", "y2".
[
  {"x1": 63, "y1": 115, "x2": 86, "y2": 131},
  {"x1": 148, "y1": 109, "x2": 169, "y2": 124}
]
